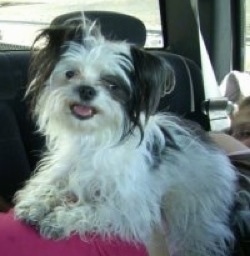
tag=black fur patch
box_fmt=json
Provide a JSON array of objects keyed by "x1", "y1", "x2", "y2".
[{"x1": 146, "y1": 127, "x2": 180, "y2": 170}]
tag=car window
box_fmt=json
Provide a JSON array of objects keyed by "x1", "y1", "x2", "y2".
[{"x1": 0, "y1": 0, "x2": 163, "y2": 49}]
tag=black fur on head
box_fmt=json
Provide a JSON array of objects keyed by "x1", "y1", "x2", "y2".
[
  {"x1": 124, "y1": 47, "x2": 175, "y2": 140},
  {"x1": 27, "y1": 17, "x2": 101, "y2": 109}
]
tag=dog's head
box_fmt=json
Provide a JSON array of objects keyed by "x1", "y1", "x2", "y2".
[{"x1": 28, "y1": 15, "x2": 174, "y2": 144}]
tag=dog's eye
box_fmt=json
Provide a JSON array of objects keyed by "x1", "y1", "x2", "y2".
[
  {"x1": 65, "y1": 70, "x2": 76, "y2": 79},
  {"x1": 101, "y1": 77, "x2": 121, "y2": 91},
  {"x1": 108, "y1": 84, "x2": 119, "y2": 91}
]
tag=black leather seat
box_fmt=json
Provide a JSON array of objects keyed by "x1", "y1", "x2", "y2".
[
  {"x1": 0, "y1": 52, "x2": 43, "y2": 202},
  {"x1": 156, "y1": 52, "x2": 209, "y2": 130}
]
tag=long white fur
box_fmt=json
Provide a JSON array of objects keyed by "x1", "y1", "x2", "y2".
[{"x1": 15, "y1": 19, "x2": 237, "y2": 256}]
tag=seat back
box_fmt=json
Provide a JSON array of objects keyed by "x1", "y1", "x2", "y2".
[
  {"x1": 155, "y1": 52, "x2": 209, "y2": 129},
  {"x1": 0, "y1": 52, "x2": 44, "y2": 201}
]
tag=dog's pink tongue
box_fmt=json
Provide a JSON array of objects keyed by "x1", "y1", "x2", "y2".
[{"x1": 73, "y1": 105, "x2": 93, "y2": 117}]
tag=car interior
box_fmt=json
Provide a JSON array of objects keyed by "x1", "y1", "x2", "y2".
[{"x1": 0, "y1": 0, "x2": 249, "y2": 255}]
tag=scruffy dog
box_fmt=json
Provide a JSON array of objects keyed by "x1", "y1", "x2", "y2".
[{"x1": 14, "y1": 17, "x2": 238, "y2": 256}]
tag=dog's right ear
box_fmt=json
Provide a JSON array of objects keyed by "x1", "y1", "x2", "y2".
[
  {"x1": 27, "y1": 19, "x2": 86, "y2": 108},
  {"x1": 28, "y1": 16, "x2": 101, "y2": 90},
  {"x1": 27, "y1": 26, "x2": 69, "y2": 107},
  {"x1": 29, "y1": 22, "x2": 83, "y2": 81}
]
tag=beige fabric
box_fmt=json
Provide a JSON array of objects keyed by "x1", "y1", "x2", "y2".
[
  {"x1": 209, "y1": 133, "x2": 249, "y2": 154},
  {"x1": 148, "y1": 228, "x2": 169, "y2": 256}
]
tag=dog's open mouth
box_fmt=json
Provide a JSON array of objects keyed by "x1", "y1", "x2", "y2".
[{"x1": 70, "y1": 103, "x2": 97, "y2": 120}]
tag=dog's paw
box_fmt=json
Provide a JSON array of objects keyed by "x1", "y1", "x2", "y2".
[
  {"x1": 14, "y1": 202, "x2": 49, "y2": 226},
  {"x1": 39, "y1": 212, "x2": 67, "y2": 240}
]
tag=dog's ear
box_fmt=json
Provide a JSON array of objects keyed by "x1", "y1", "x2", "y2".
[
  {"x1": 29, "y1": 19, "x2": 85, "y2": 82},
  {"x1": 29, "y1": 16, "x2": 102, "y2": 86},
  {"x1": 27, "y1": 17, "x2": 101, "y2": 109},
  {"x1": 27, "y1": 25, "x2": 79, "y2": 108},
  {"x1": 130, "y1": 47, "x2": 175, "y2": 119}
]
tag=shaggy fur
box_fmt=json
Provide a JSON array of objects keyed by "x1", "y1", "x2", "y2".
[{"x1": 14, "y1": 16, "x2": 238, "y2": 256}]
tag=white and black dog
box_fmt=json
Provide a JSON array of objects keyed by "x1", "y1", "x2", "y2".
[{"x1": 14, "y1": 16, "x2": 242, "y2": 256}]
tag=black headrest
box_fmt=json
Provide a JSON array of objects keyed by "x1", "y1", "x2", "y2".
[
  {"x1": 51, "y1": 11, "x2": 146, "y2": 46},
  {"x1": 154, "y1": 51, "x2": 209, "y2": 129},
  {"x1": 0, "y1": 52, "x2": 30, "y2": 100}
]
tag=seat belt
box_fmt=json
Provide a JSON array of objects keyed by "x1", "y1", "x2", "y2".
[{"x1": 190, "y1": 0, "x2": 232, "y2": 131}]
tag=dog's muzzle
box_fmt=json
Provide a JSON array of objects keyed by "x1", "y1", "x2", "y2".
[{"x1": 70, "y1": 86, "x2": 98, "y2": 120}]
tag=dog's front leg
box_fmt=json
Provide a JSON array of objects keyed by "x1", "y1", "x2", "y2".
[
  {"x1": 38, "y1": 204, "x2": 96, "y2": 239},
  {"x1": 14, "y1": 170, "x2": 63, "y2": 226}
]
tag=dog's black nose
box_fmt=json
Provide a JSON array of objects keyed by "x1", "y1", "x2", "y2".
[{"x1": 78, "y1": 86, "x2": 97, "y2": 101}]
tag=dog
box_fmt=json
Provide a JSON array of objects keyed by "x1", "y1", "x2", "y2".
[{"x1": 14, "y1": 16, "x2": 238, "y2": 256}]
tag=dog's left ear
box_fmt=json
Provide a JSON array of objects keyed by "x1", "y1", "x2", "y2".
[{"x1": 130, "y1": 47, "x2": 175, "y2": 119}]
